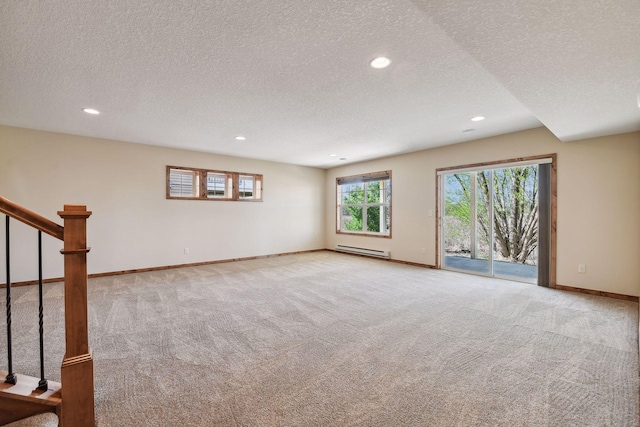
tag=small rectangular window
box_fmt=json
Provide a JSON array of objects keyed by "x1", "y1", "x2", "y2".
[
  {"x1": 239, "y1": 175, "x2": 254, "y2": 199},
  {"x1": 167, "y1": 166, "x2": 263, "y2": 202},
  {"x1": 169, "y1": 168, "x2": 199, "y2": 198},
  {"x1": 206, "y1": 172, "x2": 230, "y2": 199}
]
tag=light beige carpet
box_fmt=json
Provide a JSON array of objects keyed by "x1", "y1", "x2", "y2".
[
  {"x1": 5, "y1": 413, "x2": 58, "y2": 427},
  {"x1": 3, "y1": 251, "x2": 639, "y2": 426}
]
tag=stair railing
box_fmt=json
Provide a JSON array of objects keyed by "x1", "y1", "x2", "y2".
[{"x1": 0, "y1": 196, "x2": 95, "y2": 427}]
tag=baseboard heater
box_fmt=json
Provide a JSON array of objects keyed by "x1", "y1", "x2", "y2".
[{"x1": 335, "y1": 245, "x2": 390, "y2": 259}]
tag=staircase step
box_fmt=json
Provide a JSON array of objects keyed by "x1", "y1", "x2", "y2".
[
  {"x1": 0, "y1": 371, "x2": 61, "y2": 425},
  {"x1": 4, "y1": 413, "x2": 59, "y2": 427},
  {"x1": 0, "y1": 371, "x2": 61, "y2": 406}
]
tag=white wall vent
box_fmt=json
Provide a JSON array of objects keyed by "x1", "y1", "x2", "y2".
[{"x1": 335, "y1": 245, "x2": 390, "y2": 259}]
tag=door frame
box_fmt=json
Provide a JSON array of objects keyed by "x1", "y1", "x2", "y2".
[{"x1": 435, "y1": 154, "x2": 557, "y2": 286}]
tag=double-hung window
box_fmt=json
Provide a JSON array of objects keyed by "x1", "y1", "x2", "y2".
[{"x1": 337, "y1": 171, "x2": 391, "y2": 237}]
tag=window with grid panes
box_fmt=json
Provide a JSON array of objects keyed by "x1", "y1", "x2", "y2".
[
  {"x1": 167, "y1": 166, "x2": 262, "y2": 201},
  {"x1": 168, "y1": 168, "x2": 199, "y2": 198},
  {"x1": 206, "y1": 172, "x2": 231, "y2": 199},
  {"x1": 336, "y1": 171, "x2": 391, "y2": 237},
  {"x1": 243, "y1": 175, "x2": 262, "y2": 200}
]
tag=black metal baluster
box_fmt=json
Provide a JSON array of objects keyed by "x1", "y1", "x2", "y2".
[
  {"x1": 5, "y1": 216, "x2": 17, "y2": 384},
  {"x1": 37, "y1": 230, "x2": 47, "y2": 391}
]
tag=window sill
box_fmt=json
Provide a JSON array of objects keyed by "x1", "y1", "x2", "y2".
[
  {"x1": 336, "y1": 230, "x2": 391, "y2": 239},
  {"x1": 167, "y1": 196, "x2": 262, "y2": 202}
]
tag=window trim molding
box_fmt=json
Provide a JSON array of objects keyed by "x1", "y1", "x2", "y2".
[
  {"x1": 336, "y1": 170, "x2": 392, "y2": 239},
  {"x1": 166, "y1": 165, "x2": 263, "y2": 202}
]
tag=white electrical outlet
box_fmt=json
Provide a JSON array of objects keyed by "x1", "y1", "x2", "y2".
[
  {"x1": 428, "y1": 210, "x2": 433, "y2": 217},
  {"x1": 578, "y1": 264, "x2": 586, "y2": 274},
  {"x1": 421, "y1": 247, "x2": 426, "y2": 254},
  {"x1": 184, "y1": 248, "x2": 190, "y2": 254}
]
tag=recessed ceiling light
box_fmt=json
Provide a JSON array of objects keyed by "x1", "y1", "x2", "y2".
[
  {"x1": 339, "y1": 157, "x2": 347, "y2": 161},
  {"x1": 235, "y1": 136, "x2": 246, "y2": 141},
  {"x1": 462, "y1": 128, "x2": 476, "y2": 134},
  {"x1": 82, "y1": 108, "x2": 100, "y2": 115},
  {"x1": 329, "y1": 154, "x2": 337, "y2": 157},
  {"x1": 369, "y1": 57, "x2": 391, "y2": 69},
  {"x1": 471, "y1": 116, "x2": 485, "y2": 122}
]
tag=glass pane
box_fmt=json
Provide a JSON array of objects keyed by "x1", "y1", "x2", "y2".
[
  {"x1": 239, "y1": 175, "x2": 255, "y2": 199},
  {"x1": 366, "y1": 205, "x2": 389, "y2": 233},
  {"x1": 341, "y1": 183, "x2": 364, "y2": 204},
  {"x1": 206, "y1": 173, "x2": 227, "y2": 198},
  {"x1": 476, "y1": 171, "x2": 491, "y2": 261},
  {"x1": 444, "y1": 173, "x2": 471, "y2": 257},
  {"x1": 443, "y1": 172, "x2": 489, "y2": 274},
  {"x1": 169, "y1": 169, "x2": 198, "y2": 197},
  {"x1": 366, "y1": 182, "x2": 380, "y2": 203},
  {"x1": 341, "y1": 206, "x2": 363, "y2": 232},
  {"x1": 492, "y1": 166, "x2": 538, "y2": 281},
  {"x1": 365, "y1": 180, "x2": 390, "y2": 204}
]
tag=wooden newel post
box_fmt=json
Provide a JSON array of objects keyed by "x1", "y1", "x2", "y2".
[{"x1": 58, "y1": 205, "x2": 95, "y2": 427}]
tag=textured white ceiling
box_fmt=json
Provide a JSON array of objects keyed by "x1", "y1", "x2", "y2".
[
  {"x1": 0, "y1": 1, "x2": 637, "y2": 168},
  {"x1": 414, "y1": 0, "x2": 640, "y2": 142}
]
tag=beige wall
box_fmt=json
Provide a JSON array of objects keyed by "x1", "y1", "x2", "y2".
[
  {"x1": 325, "y1": 127, "x2": 640, "y2": 297},
  {"x1": 0, "y1": 125, "x2": 326, "y2": 282},
  {"x1": 2, "y1": 125, "x2": 639, "y2": 297}
]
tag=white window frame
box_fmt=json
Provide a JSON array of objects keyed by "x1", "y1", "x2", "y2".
[
  {"x1": 336, "y1": 171, "x2": 391, "y2": 238},
  {"x1": 206, "y1": 172, "x2": 231, "y2": 199},
  {"x1": 168, "y1": 168, "x2": 200, "y2": 198},
  {"x1": 238, "y1": 175, "x2": 261, "y2": 200}
]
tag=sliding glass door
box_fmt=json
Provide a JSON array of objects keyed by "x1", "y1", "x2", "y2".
[{"x1": 442, "y1": 163, "x2": 545, "y2": 284}]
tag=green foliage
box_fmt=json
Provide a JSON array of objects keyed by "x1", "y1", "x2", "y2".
[
  {"x1": 343, "y1": 206, "x2": 363, "y2": 231},
  {"x1": 341, "y1": 181, "x2": 386, "y2": 232},
  {"x1": 445, "y1": 175, "x2": 471, "y2": 226},
  {"x1": 445, "y1": 166, "x2": 538, "y2": 264}
]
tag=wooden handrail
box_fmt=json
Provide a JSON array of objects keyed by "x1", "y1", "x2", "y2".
[
  {"x1": 0, "y1": 200, "x2": 95, "y2": 426},
  {"x1": 0, "y1": 197, "x2": 63, "y2": 240}
]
